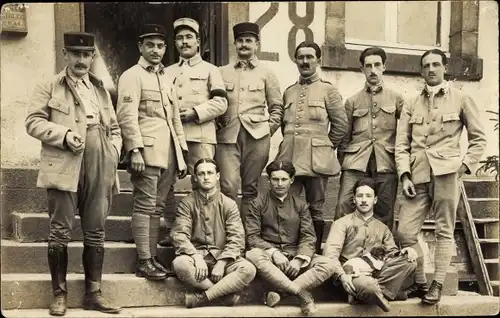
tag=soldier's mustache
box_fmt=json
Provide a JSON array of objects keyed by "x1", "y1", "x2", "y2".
[{"x1": 75, "y1": 63, "x2": 87, "y2": 68}]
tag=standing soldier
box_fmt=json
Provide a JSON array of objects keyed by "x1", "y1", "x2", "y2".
[
  {"x1": 159, "y1": 17, "x2": 228, "y2": 247},
  {"x1": 335, "y1": 47, "x2": 404, "y2": 229},
  {"x1": 25, "y1": 32, "x2": 122, "y2": 316},
  {"x1": 395, "y1": 49, "x2": 486, "y2": 305},
  {"x1": 116, "y1": 24, "x2": 188, "y2": 280},
  {"x1": 216, "y1": 22, "x2": 283, "y2": 220},
  {"x1": 275, "y1": 41, "x2": 347, "y2": 253}
]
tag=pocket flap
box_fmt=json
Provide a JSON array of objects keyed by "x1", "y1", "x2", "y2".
[
  {"x1": 344, "y1": 144, "x2": 360, "y2": 153},
  {"x1": 381, "y1": 106, "x2": 396, "y2": 114},
  {"x1": 47, "y1": 98, "x2": 70, "y2": 115},
  {"x1": 248, "y1": 82, "x2": 265, "y2": 91},
  {"x1": 311, "y1": 138, "x2": 333, "y2": 147},
  {"x1": 189, "y1": 75, "x2": 208, "y2": 80},
  {"x1": 248, "y1": 114, "x2": 269, "y2": 123},
  {"x1": 384, "y1": 145, "x2": 395, "y2": 153},
  {"x1": 442, "y1": 113, "x2": 460, "y2": 122},
  {"x1": 141, "y1": 90, "x2": 161, "y2": 101},
  {"x1": 309, "y1": 100, "x2": 325, "y2": 108},
  {"x1": 353, "y1": 108, "x2": 369, "y2": 117},
  {"x1": 438, "y1": 150, "x2": 461, "y2": 157},
  {"x1": 225, "y1": 82, "x2": 234, "y2": 91},
  {"x1": 142, "y1": 136, "x2": 155, "y2": 146},
  {"x1": 409, "y1": 116, "x2": 424, "y2": 124}
]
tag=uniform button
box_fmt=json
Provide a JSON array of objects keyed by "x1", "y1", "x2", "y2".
[
  {"x1": 373, "y1": 102, "x2": 377, "y2": 107},
  {"x1": 372, "y1": 125, "x2": 376, "y2": 129},
  {"x1": 205, "y1": 217, "x2": 210, "y2": 221},
  {"x1": 300, "y1": 94, "x2": 304, "y2": 97},
  {"x1": 240, "y1": 88, "x2": 244, "y2": 91},
  {"x1": 296, "y1": 117, "x2": 300, "y2": 120},
  {"x1": 239, "y1": 101, "x2": 243, "y2": 104},
  {"x1": 295, "y1": 124, "x2": 299, "y2": 128},
  {"x1": 48, "y1": 163, "x2": 52, "y2": 166},
  {"x1": 432, "y1": 118, "x2": 436, "y2": 122},
  {"x1": 75, "y1": 118, "x2": 79, "y2": 122},
  {"x1": 426, "y1": 121, "x2": 430, "y2": 124},
  {"x1": 373, "y1": 115, "x2": 376, "y2": 118},
  {"x1": 424, "y1": 134, "x2": 428, "y2": 137},
  {"x1": 426, "y1": 146, "x2": 430, "y2": 149},
  {"x1": 75, "y1": 101, "x2": 79, "y2": 106},
  {"x1": 372, "y1": 138, "x2": 376, "y2": 141},
  {"x1": 179, "y1": 84, "x2": 183, "y2": 88},
  {"x1": 179, "y1": 96, "x2": 183, "y2": 100},
  {"x1": 295, "y1": 132, "x2": 299, "y2": 135},
  {"x1": 299, "y1": 101, "x2": 303, "y2": 104}
]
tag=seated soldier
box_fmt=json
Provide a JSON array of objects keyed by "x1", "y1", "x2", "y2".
[
  {"x1": 171, "y1": 158, "x2": 256, "y2": 308},
  {"x1": 245, "y1": 160, "x2": 336, "y2": 316},
  {"x1": 323, "y1": 178, "x2": 417, "y2": 312}
]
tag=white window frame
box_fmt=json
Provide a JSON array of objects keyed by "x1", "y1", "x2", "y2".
[{"x1": 345, "y1": 1, "x2": 451, "y2": 56}]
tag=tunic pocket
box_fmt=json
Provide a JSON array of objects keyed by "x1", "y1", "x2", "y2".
[
  {"x1": 352, "y1": 108, "x2": 370, "y2": 133},
  {"x1": 308, "y1": 100, "x2": 327, "y2": 121},
  {"x1": 141, "y1": 90, "x2": 162, "y2": 117},
  {"x1": 441, "y1": 112, "x2": 461, "y2": 136},
  {"x1": 311, "y1": 138, "x2": 337, "y2": 176}
]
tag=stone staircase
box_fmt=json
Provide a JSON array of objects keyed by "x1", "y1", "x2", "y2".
[{"x1": 1, "y1": 169, "x2": 498, "y2": 316}]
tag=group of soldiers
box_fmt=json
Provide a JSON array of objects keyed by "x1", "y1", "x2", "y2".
[{"x1": 25, "y1": 16, "x2": 486, "y2": 317}]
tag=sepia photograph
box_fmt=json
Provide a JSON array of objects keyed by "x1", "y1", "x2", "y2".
[{"x1": 0, "y1": 1, "x2": 498, "y2": 317}]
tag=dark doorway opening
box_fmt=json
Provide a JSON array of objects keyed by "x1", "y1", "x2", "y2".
[{"x1": 84, "y1": 2, "x2": 228, "y2": 88}]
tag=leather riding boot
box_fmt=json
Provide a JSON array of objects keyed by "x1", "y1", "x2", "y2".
[
  {"x1": 136, "y1": 258, "x2": 167, "y2": 280},
  {"x1": 48, "y1": 245, "x2": 68, "y2": 316},
  {"x1": 157, "y1": 236, "x2": 172, "y2": 247},
  {"x1": 422, "y1": 280, "x2": 443, "y2": 305},
  {"x1": 152, "y1": 256, "x2": 172, "y2": 275},
  {"x1": 313, "y1": 220, "x2": 325, "y2": 254},
  {"x1": 82, "y1": 246, "x2": 121, "y2": 314}
]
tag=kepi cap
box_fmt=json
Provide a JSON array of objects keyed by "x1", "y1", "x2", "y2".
[
  {"x1": 64, "y1": 32, "x2": 95, "y2": 51},
  {"x1": 173, "y1": 18, "x2": 200, "y2": 35},
  {"x1": 233, "y1": 22, "x2": 259, "y2": 40},
  {"x1": 138, "y1": 24, "x2": 166, "y2": 39}
]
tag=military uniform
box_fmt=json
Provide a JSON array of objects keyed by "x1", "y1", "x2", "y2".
[
  {"x1": 216, "y1": 22, "x2": 283, "y2": 220},
  {"x1": 395, "y1": 81, "x2": 486, "y2": 288},
  {"x1": 336, "y1": 83, "x2": 404, "y2": 228},
  {"x1": 275, "y1": 72, "x2": 347, "y2": 250},
  {"x1": 116, "y1": 24, "x2": 187, "y2": 280},
  {"x1": 25, "y1": 32, "x2": 121, "y2": 315},
  {"x1": 171, "y1": 189, "x2": 256, "y2": 305},
  {"x1": 245, "y1": 191, "x2": 335, "y2": 305},
  {"x1": 165, "y1": 18, "x2": 227, "y2": 177},
  {"x1": 323, "y1": 212, "x2": 416, "y2": 307}
]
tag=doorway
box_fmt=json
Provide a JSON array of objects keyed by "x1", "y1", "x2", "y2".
[{"x1": 84, "y1": 2, "x2": 228, "y2": 88}]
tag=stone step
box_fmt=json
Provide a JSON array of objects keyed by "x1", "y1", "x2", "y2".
[
  {"x1": 0, "y1": 270, "x2": 459, "y2": 311},
  {"x1": 462, "y1": 177, "x2": 499, "y2": 199},
  {"x1": 0, "y1": 240, "x2": 174, "y2": 274},
  {"x1": 491, "y1": 280, "x2": 500, "y2": 296},
  {"x1": 2, "y1": 295, "x2": 499, "y2": 317},
  {"x1": 10, "y1": 213, "x2": 333, "y2": 243}
]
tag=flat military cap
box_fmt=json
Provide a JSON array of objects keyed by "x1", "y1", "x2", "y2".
[
  {"x1": 233, "y1": 22, "x2": 260, "y2": 40},
  {"x1": 173, "y1": 17, "x2": 200, "y2": 35},
  {"x1": 138, "y1": 24, "x2": 166, "y2": 39},
  {"x1": 64, "y1": 32, "x2": 95, "y2": 51}
]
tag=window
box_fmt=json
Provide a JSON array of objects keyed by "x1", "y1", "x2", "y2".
[{"x1": 345, "y1": 1, "x2": 450, "y2": 54}]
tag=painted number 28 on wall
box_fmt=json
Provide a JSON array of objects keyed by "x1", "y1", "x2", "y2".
[{"x1": 255, "y1": 2, "x2": 315, "y2": 62}]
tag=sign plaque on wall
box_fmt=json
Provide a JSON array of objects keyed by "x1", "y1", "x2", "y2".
[{"x1": 1, "y1": 4, "x2": 28, "y2": 35}]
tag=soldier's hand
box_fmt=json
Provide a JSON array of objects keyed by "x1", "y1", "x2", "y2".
[
  {"x1": 211, "y1": 259, "x2": 227, "y2": 283},
  {"x1": 66, "y1": 131, "x2": 84, "y2": 154},
  {"x1": 284, "y1": 258, "x2": 302, "y2": 279},
  {"x1": 400, "y1": 247, "x2": 418, "y2": 262},
  {"x1": 179, "y1": 108, "x2": 197, "y2": 123},
  {"x1": 272, "y1": 251, "x2": 290, "y2": 272},
  {"x1": 401, "y1": 175, "x2": 416, "y2": 199},
  {"x1": 130, "y1": 151, "x2": 145, "y2": 173},
  {"x1": 178, "y1": 169, "x2": 188, "y2": 179},
  {"x1": 458, "y1": 164, "x2": 468, "y2": 178},
  {"x1": 340, "y1": 273, "x2": 357, "y2": 296},
  {"x1": 193, "y1": 254, "x2": 208, "y2": 282}
]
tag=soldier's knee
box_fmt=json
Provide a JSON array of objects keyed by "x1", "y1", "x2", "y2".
[
  {"x1": 238, "y1": 260, "x2": 257, "y2": 283},
  {"x1": 172, "y1": 255, "x2": 194, "y2": 277},
  {"x1": 396, "y1": 228, "x2": 417, "y2": 247},
  {"x1": 49, "y1": 228, "x2": 72, "y2": 246},
  {"x1": 245, "y1": 248, "x2": 267, "y2": 264}
]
